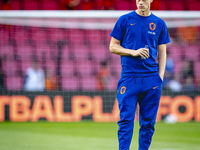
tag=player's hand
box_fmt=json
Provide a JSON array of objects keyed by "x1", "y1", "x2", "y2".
[
  {"x1": 130, "y1": 48, "x2": 149, "y2": 59},
  {"x1": 159, "y1": 75, "x2": 164, "y2": 81}
]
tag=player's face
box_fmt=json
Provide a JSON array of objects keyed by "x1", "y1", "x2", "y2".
[{"x1": 136, "y1": 0, "x2": 152, "y2": 12}]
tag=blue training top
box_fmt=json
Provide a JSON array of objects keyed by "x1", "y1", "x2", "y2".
[{"x1": 110, "y1": 11, "x2": 171, "y2": 77}]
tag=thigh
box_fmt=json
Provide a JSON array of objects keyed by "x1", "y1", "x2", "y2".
[
  {"x1": 138, "y1": 75, "x2": 162, "y2": 121},
  {"x1": 117, "y1": 76, "x2": 139, "y2": 107}
]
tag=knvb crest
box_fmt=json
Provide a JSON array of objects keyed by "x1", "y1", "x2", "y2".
[
  {"x1": 149, "y1": 23, "x2": 156, "y2": 31},
  {"x1": 120, "y1": 86, "x2": 126, "y2": 94}
]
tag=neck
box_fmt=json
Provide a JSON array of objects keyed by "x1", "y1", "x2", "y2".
[{"x1": 136, "y1": 9, "x2": 151, "y2": 17}]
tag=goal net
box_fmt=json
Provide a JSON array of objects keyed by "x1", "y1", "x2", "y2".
[{"x1": 0, "y1": 11, "x2": 200, "y2": 122}]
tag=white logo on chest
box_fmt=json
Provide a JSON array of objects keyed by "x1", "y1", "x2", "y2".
[{"x1": 148, "y1": 31, "x2": 156, "y2": 35}]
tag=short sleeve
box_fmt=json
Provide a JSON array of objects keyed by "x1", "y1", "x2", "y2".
[
  {"x1": 110, "y1": 16, "x2": 126, "y2": 41},
  {"x1": 158, "y1": 22, "x2": 171, "y2": 45}
]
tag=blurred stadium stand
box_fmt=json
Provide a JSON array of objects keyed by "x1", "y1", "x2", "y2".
[
  {"x1": 0, "y1": 25, "x2": 200, "y2": 91},
  {"x1": 0, "y1": 0, "x2": 200, "y2": 91},
  {"x1": 0, "y1": 0, "x2": 199, "y2": 11}
]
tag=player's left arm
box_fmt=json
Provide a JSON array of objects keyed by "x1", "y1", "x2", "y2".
[{"x1": 158, "y1": 44, "x2": 167, "y2": 81}]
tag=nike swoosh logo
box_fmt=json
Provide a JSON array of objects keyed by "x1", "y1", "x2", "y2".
[
  {"x1": 153, "y1": 86, "x2": 158, "y2": 89},
  {"x1": 130, "y1": 23, "x2": 136, "y2": 25}
]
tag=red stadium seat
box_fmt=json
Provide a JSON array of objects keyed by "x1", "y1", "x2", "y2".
[
  {"x1": 76, "y1": 60, "x2": 93, "y2": 77},
  {"x1": 35, "y1": 45, "x2": 52, "y2": 61},
  {"x1": 159, "y1": 1, "x2": 168, "y2": 10},
  {"x1": 17, "y1": 45, "x2": 33, "y2": 60},
  {"x1": 61, "y1": 61, "x2": 75, "y2": 77},
  {"x1": 2, "y1": 60, "x2": 18, "y2": 76},
  {"x1": 167, "y1": 44, "x2": 183, "y2": 61},
  {"x1": 151, "y1": 0, "x2": 167, "y2": 10},
  {"x1": 188, "y1": 1, "x2": 200, "y2": 10},
  {"x1": 61, "y1": 45, "x2": 71, "y2": 60},
  {"x1": 13, "y1": 29, "x2": 30, "y2": 46},
  {"x1": 90, "y1": 45, "x2": 108, "y2": 62},
  {"x1": 41, "y1": 0, "x2": 59, "y2": 10},
  {"x1": 87, "y1": 30, "x2": 102, "y2": 45},
  {"x1": 174, "y1": 60, "x2": 184, "y2": 74},
  {"x1": 80, "y1": 76, "x2": 97, "y2": 91},
  {"x1": 168, "y1": 1, "x2": 185, "y2": 10},
  {"x1": 31, "y1": 28, "x2": 47, "y2": 46},
  {"x1": 20, "y1": 60, "x2": 33, "y2": 75},
  {"x1": 24, "y1": 0, "x2": 39, "y2": 10},
  {"x1": 80, "y1": 0, "x2": 95, "y2": 10},
  {"x1": 107, "y1": 76, "x2": 118, "y2": 91},
  {"x1": 92, "y1": 61, "x2": 103, "y2": 75},
  {"x1": 115, "y1": 0, "x2": 131, "y2": 10},
  {"x1": 129, "y1": 1, "x2": 137, "y2": 10},
  {"x1": 46, "y1": 61, "x2": 57, "y2": 74},
  {"x1": 68, "y1": 29, "x2": 85, "y2": 45},
  {"x1": 110, "y1": 59, "x2": 121, "y2": 78},
  {"x1": 184, "y1": 45, "x2": 200, "y2": 61},
  {"x1": 5, "y1": 76, "x2": 23, "y2": 91},
  {"x1": 110, "y1": 51, "x2": 120, "y2": 62},
  {"x1": 62, "y1": 77, "x2": 79, "y2": 91},
  {"x1": 0, "y1": 29, "x2": 10, "y2": 46},
  {"x1": 102, "y1": 30, "x2": 112, "y2": 44},
  {"x1": 0, "y1": 45, "x2": 14, "y2": 58},
  {"x1": 49, "y1": 29, "x2": 66, "y2": 43},
  {"x1": 73, "y1": 44, "x2": 89, "y2": 61},
  {"x1": 96, "y1": 0, "x2": 115, "y2": 10},
  {"x1": 10, "y1": 0, "x2": 21, "y2": 10}
]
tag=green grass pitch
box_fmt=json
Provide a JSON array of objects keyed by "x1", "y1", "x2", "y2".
[{"x1": 0, "y1": 121, "x2": 199, "y2": 150}]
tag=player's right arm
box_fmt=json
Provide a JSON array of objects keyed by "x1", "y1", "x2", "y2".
[{"x1": 109, "y1": 37, "x2": 149, "y2": 59}]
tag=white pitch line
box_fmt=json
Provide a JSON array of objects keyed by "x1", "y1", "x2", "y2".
[{"x1": 132, "y1": 148, "x2": 188, "y2": 150}]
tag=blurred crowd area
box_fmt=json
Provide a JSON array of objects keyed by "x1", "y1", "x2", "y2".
[
  {"x1": 0, "y1": 23, "x2": 200, "y2": 92},
  {"x1": 0, "y1": 0, "x2": 200, "y2": 92},
  {"x1": 0, "y1": 0, "x2": 200, "y2": 11}
]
